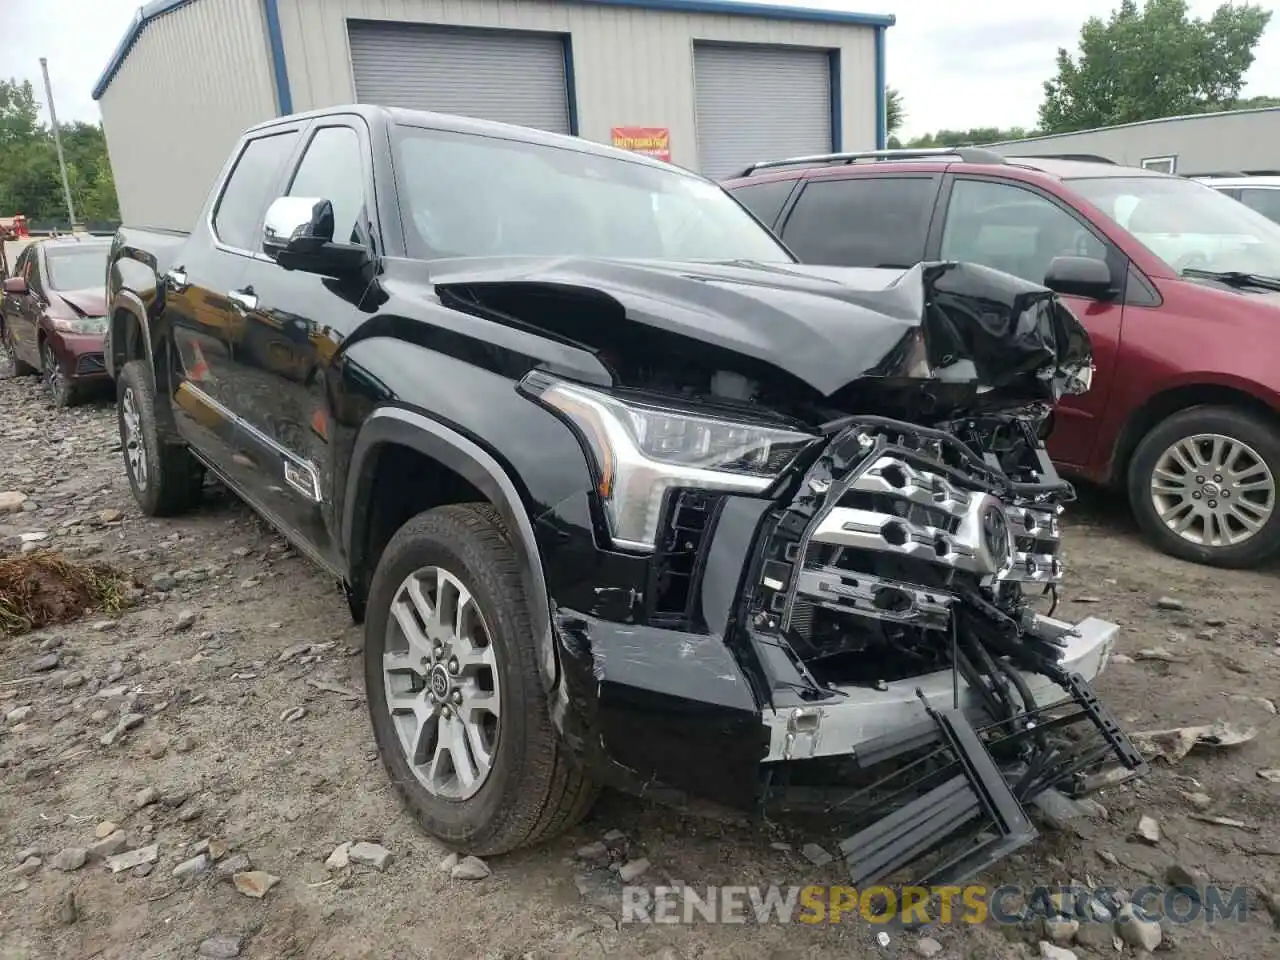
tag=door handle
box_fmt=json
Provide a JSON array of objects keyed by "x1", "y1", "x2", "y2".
[
  {"x1": 165, "y1": 268, "x2": 188, "y2": 292},
  {"x1": 228, "y1": 289, "x2": 258, "y2": 313}
]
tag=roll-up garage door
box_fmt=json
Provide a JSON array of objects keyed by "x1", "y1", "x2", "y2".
[
  {"x1": 693, "y1": 43, "x2": 832, "y2": 180},
  {"x1": 347, "y1": 21, "x2": 571, "y2": 135}
]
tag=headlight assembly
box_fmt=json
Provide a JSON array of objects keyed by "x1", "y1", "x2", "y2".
[
  {"x1": 522, "y1": 374, "x2": 817, "y2": 551},
  {"x1": 50, "y1": 317, "x2": 107, "y2": 335}
]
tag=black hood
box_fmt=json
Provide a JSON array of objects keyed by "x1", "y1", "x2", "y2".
[{"x1": 426, "y1": 256, "x2": 1093, "y2": 414}]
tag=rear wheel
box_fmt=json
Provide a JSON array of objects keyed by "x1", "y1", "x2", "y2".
[
  {"x1": 364, "y1": 503, "x2": 598, "y2": 855},
  {"x1": 0, "y1": 324, "x2": 35, "y2": 378},
  {"x1": 116, "y1": 360, "x2": 205, "y2": 516},
  {"x1": 1128, "y1": 405, "x2": 1280, "y2": 568}
]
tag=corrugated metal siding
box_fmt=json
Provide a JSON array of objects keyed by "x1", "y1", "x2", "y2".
[
  {"x1": 347, "y1": 21, "x2": 570, "y2": 133},
  {"x1": 98, "y1": 0, "x2": 278, "y2": 230},
  {"x1": 274, "y1": 0, "x2": 878, "y2": 171},
  {"x1": 987, "y1": 110, "x2": 1280, "y2": 175},
  {"x1": 693, "y1": 43, "x2": 831, "y2": 179}
]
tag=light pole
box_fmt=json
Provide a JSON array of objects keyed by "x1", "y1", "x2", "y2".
[{"x1": 39, "y1": 57, "x2": 78, "y2": 231}]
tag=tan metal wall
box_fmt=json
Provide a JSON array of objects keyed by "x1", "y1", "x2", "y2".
[
  {"x1": 98, "y1": 0, "x2": 280, "y2": 231},
  {"x1": 273, "y1": 0, "x2": 879, "y2": 169},
  {"x1": 986, "y1": 109, "x2": 1280, "y2": 175}
]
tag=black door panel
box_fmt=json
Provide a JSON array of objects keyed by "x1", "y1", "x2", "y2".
[{"x1": 216, "y1": 122, "x2": 372, "y2": 572}]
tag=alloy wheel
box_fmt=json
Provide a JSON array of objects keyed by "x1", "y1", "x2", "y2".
[
  {"x1": 1149, "y1": 432, "x2": 1276, "y2": 549},
  {"x1": 382, "y1": 565, "x2": 501, "y2": 801},
  {"x1": 41, "y1": 342, "x2": 66, "y2": 404},
  {"x1": 121, "y1": 386, "x2": 149, "y2": 492}
]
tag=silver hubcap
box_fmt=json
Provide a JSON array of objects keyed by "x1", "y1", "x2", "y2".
[
  {"x1": 1150, "y1": 432, "x2": 1276, "y2": 548},
  {"x1": 42, "y1": 344, "x2": 64, "y2": 400},
  {"x1": 383, "y1": 566, "x2": 501, "y2": 800},
  {"x1": 121, "y1": 387, "x2": 149, "y2": 491}
]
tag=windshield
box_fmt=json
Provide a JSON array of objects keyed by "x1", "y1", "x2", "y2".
[
  {"x1": 44, "y1": 246, "x2": 109, "y2": 292},
  {"x1": 393, "y1": 125, "x2": 792, "y2": 263},
  {"x1": 1071, "y1": 175, "x2": 1280, "y2": 280}
]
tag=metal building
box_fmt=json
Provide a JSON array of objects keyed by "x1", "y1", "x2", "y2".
[
  {"x1": 984, "y1": 106, "x2": 1280, "y2": 176},
  {"x1": 93, "y1": 0, "x2": 892, "y2": 230}
]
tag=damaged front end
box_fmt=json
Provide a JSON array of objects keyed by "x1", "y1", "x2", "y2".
[
  {"x1": 522, "y1": 259, "x2": 1146, "y2": 890},
  {"x1": 749, "y1": 411, "x2": 1146, "y2": 888}
]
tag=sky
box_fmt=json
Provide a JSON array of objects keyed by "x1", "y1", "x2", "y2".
[{"x1": 4, "y1": 0, "x2": 1280, "y2": 140}]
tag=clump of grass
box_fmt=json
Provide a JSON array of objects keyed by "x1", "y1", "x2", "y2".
[{"x1": 0, "y1": 550, "x2": 134, "y2": 637}]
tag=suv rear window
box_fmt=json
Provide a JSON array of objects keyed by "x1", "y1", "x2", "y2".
[
  {"x1": 779, "y1": 177, "x2": 936, "y2": 268},
  {"x1": 728, "y1": 179, "x2": 796, "y2": 228}
]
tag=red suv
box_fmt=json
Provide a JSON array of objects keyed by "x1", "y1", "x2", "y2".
[{"x1": 723, "y1": 149, "x2": 1280, "y2": 569}]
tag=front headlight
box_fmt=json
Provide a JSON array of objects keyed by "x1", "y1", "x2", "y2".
[
  {"x1": 50, "y1": 317, "x2": 107, "y2": 335},
  {"x1": 523, "y1": 375, "x2": 817, "y2": 551}
]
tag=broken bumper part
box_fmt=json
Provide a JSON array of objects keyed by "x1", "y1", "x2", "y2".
[{"x1": 763, "y1": 615, "x2": 1118, "y2": 763}]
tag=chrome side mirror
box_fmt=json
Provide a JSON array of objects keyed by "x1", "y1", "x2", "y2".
[{"x1": 262, "y1": 196, "x2": 335, "y2": 259}]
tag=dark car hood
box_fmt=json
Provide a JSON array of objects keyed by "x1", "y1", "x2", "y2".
[
  {"x1": 55, "y1": 288, "x2": 107, "y2": 319},
  {"x1": 427, "y1": 256, "x2": 1092, "y2": 413}
]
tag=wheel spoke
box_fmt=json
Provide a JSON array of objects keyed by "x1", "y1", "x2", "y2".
[
  {"x1": 1153, "y1": 431, "x2": 1275, "y2": 549},
  {"x1": 381, "y1": 564, "x2": 503, "y2": 801}
]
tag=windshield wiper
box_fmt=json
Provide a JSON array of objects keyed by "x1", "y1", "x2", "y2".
[{"x1": 1180, "y1": 268, "x2": 1280, "y2": 292}]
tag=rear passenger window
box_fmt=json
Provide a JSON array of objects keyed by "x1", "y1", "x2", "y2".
[
  {"x1": 213, "y1": 131, "x2": 300, "y2": 252},
  {"x1": 728, "y1": 179, "x2": 796, "y2": 229},
  {"x1": 781, "y1": 177, "x2": 936, "y2": 268},
  {"x1": 287, "y1": 126, "x2": 366, "y2": 245},
  {"x1": 1238, "y1": 188, "x2": 1280, "y2": 225}
]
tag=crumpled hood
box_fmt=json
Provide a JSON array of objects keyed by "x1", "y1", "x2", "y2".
[
  {"x1": 55, "y1": 287, "x2": 107, "y2": 319},
  {"x1": 428, "y1": 256, "x2": 1093, "y2": 409}
]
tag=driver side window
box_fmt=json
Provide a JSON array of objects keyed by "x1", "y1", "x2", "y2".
[{"x1": 941, "y1": 179, "x2": 1108, "y2": 288}]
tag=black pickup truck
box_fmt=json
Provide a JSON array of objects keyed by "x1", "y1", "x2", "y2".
[{"x1": 105, "y1": 105, "x2": 1144, "y2": 886}]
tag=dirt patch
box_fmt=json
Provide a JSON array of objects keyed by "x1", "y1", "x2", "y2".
[{"x1": 0, "y1": 550, "x2": 133, "y2": 636}]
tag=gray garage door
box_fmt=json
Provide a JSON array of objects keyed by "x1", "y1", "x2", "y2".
[
  {"x1": 347, "y1": 21, "x2": 571, "y2": 134},
  {"x1": 693, "y1": 43, "x2": 833, "y2": 180}
]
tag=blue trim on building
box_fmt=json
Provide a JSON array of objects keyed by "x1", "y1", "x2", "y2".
[
  {"x1": 562, "y1": 36, "x2": 581, "y2": 135},
  {"x1": 828, "y1": 49, "x2": 842, "y2": 153},
  {"x1": 94, "y1": 0, "x2": 895, "y2": 102},
  {"x1": 262, "y1": 0, "x2": 293, "y2": 114},
  {"x1": 579, "y1": 0, "x2": 894, "y2": 27},
  {"x1": 874, "y1": 25, "x2": 886, "y2": 149},
  {"x1": 92, "y1": 0, "x2": 196, "y2": 100}
]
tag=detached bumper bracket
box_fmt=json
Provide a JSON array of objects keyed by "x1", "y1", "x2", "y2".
[{"x1": 839, "y1": 699, "x2": 1038, "y2": 888}]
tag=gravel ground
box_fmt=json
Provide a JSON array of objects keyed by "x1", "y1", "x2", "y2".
[{"x1": 2, "y1": 369, "x2": 1280, "y2": 960}]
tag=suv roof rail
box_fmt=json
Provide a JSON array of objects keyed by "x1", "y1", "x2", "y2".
[
  {"x1": 1017, "y1": 153, "x2": 1116, "y2": 164},
  {"x1": 1189, "y1": 169, "x2": 1280, "y2": 178},
  {"x1": 737, "y1": 146, "x2": 1006, "y2": 176}
]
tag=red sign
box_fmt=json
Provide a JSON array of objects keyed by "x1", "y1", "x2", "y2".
[{"x1": 611, "y1": 126, "x2": 671, "y2": 163}]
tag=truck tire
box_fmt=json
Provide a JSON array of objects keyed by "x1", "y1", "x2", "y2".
[
  {"x1": 1128, "y1": 405, "x2": 1280, "y2": 568},
  {"x1": 364, "y1": 503, "x2": 598, "y2": 855},
  {"x1": 116, "y1": 360, "x2": 205, "y2": 517}
]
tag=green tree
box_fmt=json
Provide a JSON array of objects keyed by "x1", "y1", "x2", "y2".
[
  {"x1": 1039, "y1": 0, "x2": 1272, "y2": 133},
  {"x1": 907, "y1": 127, "x2": 1039, "y2": 149},
  {"x1": 886, "y1": 86, "x2": 903, "y2": 136},
  {"x1": 0, "y1": 78, "x2": 120, "y2": 222},
  {"x1": 0, "y1": 79, "x2": 41, "y2": 151}
]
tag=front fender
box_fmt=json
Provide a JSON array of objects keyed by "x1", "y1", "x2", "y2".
[{"x1": 342, "y1": 407, "x2": 562, "y2": 691}]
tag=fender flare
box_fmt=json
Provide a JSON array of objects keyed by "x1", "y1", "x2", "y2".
[
  {"x1": 342, "y1": 406, "x2": 558, "y2": 690},
  {"x1": 106, "y1": 289, "x2": 154, "y2": 379}
]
